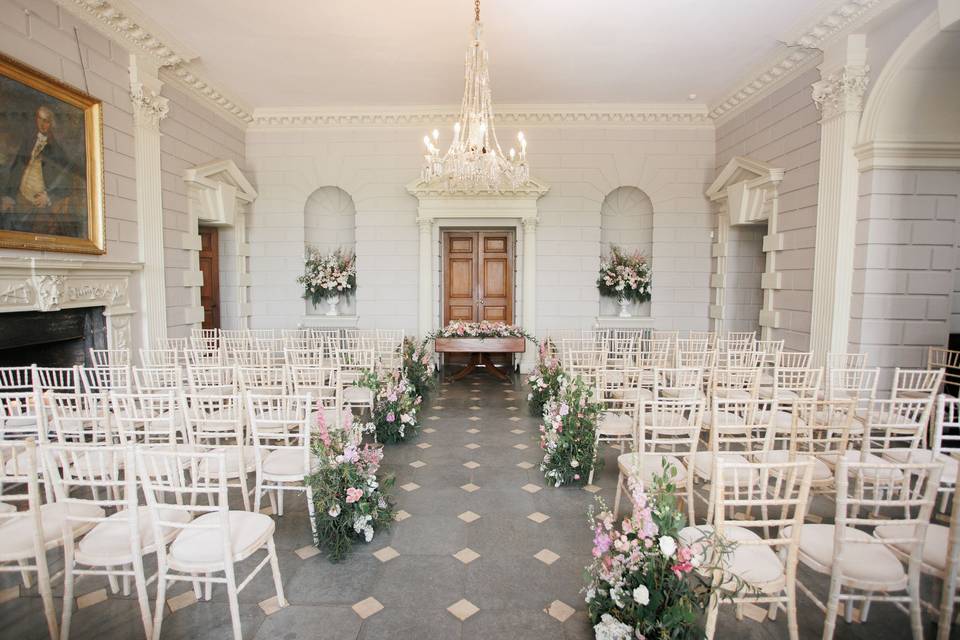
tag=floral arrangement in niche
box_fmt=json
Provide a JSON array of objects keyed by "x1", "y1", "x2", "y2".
[
  {"x1": 297, "y1": 247, "x2": 357, "y2": 305},
  {"x1": 401, "y1": 337, "x2": 434, "y2": 400},
  {"x1": 430, "y1": 320, "x2": 535, "y2": 341},
  {"x1": 539, "y1": 373, "x2": 603, "y2": 487},
  {"x1": 359, "y1": 369, "x2": 422, "y2": 444},
  {"x1": 597, "y1": 245, "x2": 652, "y2": 304},
  {"x1": 527, "y1": 339, "x2": 563, "y2": 417},
  {"x1": 306, "y1": 411, "x2": 395, "y2": 562},
  {"x1": 586, "y1": 464, "x2": 744, "y2": 640}
]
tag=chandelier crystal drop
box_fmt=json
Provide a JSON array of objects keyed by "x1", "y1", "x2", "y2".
[{"x1": 421, "y1": 0, "x2": 529, "y2": 191}]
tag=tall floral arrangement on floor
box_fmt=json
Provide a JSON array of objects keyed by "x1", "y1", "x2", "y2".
[
  {"x1": 359, "y1": 370, "x2": 422, "y2": 444},
  {"x1": 586, "y1": 465, "x2": 743, "y2": 640},
  {"x1": 539, "y1": 374, "x2": 603, "y2": 486},
  {"x1": 401, "y1": 337, "x2": 434, "y2": 400},
  {"x1": 527, "y1": 339, "x2": 562, "y2": 417},
  {"x1": 306, "y1": 411, "x2": 395, "y2": 562},
  {"x1": 597, "y1": 245, "x2": 651, "y2": 303},
  {"x1": 297, "y1": 247, "x2": 357, "y2": 305}
]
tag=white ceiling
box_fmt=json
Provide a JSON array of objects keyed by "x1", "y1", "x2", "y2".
[{"x1": 127, "y1": 0, "x2": 837, "y2": 109}]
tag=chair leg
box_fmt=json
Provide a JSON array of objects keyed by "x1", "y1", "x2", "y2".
[
  {"x1": 60, "y1": 549, "x2": 76, "y2": 640},
  {"x1": 152, "y1": 570, "x2": 168, "y2": 640},
  {"x1": 35, "y1": 548, "x2": 59, "y2": 640},
  {"x1": 822, "y1": 575, "x2": 842, "y2": 640},
  {"x1": 107, "y1": 569, "x2": 120, "y2": 594},
  {"x1": 267, "y1": 537, "x2": 287, "y2": 607},
  {"x1": 223, "y1": 562, "x2": 243, "y2": 640},
  {"x1": 18, "y1": 560, "x2": 33, "y2": 589},
  {"x1": 785, "y1": 580, "x2": 799, "y2": 640},
  {"x1": 277, "y1": 487, "x2": 285, "y2": 516},
  {"x1": 253, "y1": 473, "x2": 263, "y2": 513},
  {"x1": 132, "y1": 557, "x2": 153, "y2": 640},
  {"x1": 685, "y1": 472, "x2": 696, "y2": 525},
  {"x1": 267, "y1": 488, "x2": 278, "y2": 515},
  {"x1": 939, "y1": 557, "x2": 959, "y2": 640},
  {"x1": 860, "y1": 594, "x2": 872, "y2": 621},
  {"x1": 908, "y1": 564, "x2": 924, "y2": 640},
  {"x1": 306, "y1": 485, "x2": 318, "y2": 545},
  {"x1": 613, "y1": 473, "x2": 623, "y2": 519},
  {"x1": 238, "y1": 471, "x2": 251, "y2": 512},
  {"x1": 588, "y1": 434, "x2": 600, "y2": 485}
]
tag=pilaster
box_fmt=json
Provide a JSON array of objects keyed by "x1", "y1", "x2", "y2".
[
  {"x1": 521, "y1": 217, "x2": 538, "y2": 373},
  {"x1": 417, "y1": 218, "x2": 434, "y2": 338}
]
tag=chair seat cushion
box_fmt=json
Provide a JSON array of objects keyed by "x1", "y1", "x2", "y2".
[
  {"x1": 714, "y1": 389, "x2": 753, "y2": 400},
  {"x1": 78, "y1": 506, "x2": 191, "y2": 560},
  {"x1": 788, "y1": 524, "x2": 906, "y2": 586},
  {"x1": 343, "y1": 386, "x2": 373, "y2": 404},
  {"x1": 598, "y1": 412, "x2": 633, "y2": 436},
  {"x1": 758, "y1": 388, "x2": 800, "y2": 401},
  {"x1": 680, "y1": 525, "x2": 784, "y2": 590},
  {"x1": 818, "y1": 451, "x2": 904, "y2": 481},
  {"x1": 261, "y1": 448, "x2": 318, "y2": 478},
  {"x1": 660, "y1": 388, "x2": 705, "y2": 400},
  {"x1": 874, "y1": 523, "x2": 949, "y2": 572},
  {"x1": 691, "y1": 452, "x2": 756, "y2": 485},
  {"x1": 0, "y1": 502, "x2": 104, "y2": 561},
  {"x1": 0, "y1": 503, "x2": 15, "y2": 514},
  {"x1": 199, "y1": 447, "x2": 255, "y2": 477},
  {"x1": 703, "y1": 411, "x2": 745, "y2": 427},
  {"x1": 169, "y1": 511, "x2": 275, "y2": 567},
  {"x1": 618, "y1": 452, "x2": 686, "y2": 483},
  {"x1": 762, "y1": 450, "x2": 833, "y2": 482},
  {"x1": 645, "y1": 411, "x2": 690, "y2": 428},
  {"x1": 756, "y1": 410, "x2": 805, "y2": 429},
  {"x1": 882, "y1": 449, "x2": 957, "y2": 484}
]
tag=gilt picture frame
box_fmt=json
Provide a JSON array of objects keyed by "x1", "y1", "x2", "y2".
[{"x1": 0, "y1": 52, "x2": 105, "y2": 254}]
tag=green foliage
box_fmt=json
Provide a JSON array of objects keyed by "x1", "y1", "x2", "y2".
[
  {"x1": 358, "y1": 370, "x2": 422, "y2": 444},
  {"x1": 539, "y1": 374, "x2": 604, "y2": 486}
]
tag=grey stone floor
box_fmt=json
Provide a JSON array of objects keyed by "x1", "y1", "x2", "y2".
[{"x1": 0, "y1": 372, "x2": 954, "y2": 639}]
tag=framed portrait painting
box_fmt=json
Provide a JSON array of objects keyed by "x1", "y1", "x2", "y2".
[{"x1": 0, "y1": 52, "x2": 105, "y2": 254}]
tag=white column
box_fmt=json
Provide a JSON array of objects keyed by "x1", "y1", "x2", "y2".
[
  {"x1": 521, "y1": 216, "x2": 538, "y2": 372},
  {"x1": 417, "y1": 218, "x2": 433, "y2": 337},
  {"x1": 129, "y1": 55, "x2": 170, "y2": 347},
  {"x1": 809, "y1": 36, "x2": 868, "y2": 365}
]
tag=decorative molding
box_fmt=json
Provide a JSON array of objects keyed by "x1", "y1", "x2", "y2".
[
  {"x1": 54, "y1": 0, "x2": 252, "y2": 126},
  {"x1": 706, "y1": 156, "x2": 784, "y2": 226},
  {"x1": 812, "y1": 65, "x2": 870, "y2": 120},
  {"x1": 130, "y1": 79, "x2": 170, "y2": 125},
  {"x1": 708, "y1": 0, "x2": 893, "y2": 124},
  {"x1": 251, "y1": 105, "x2": 712, "y2": 129},
  {"x1": 854, "y1": 141, "x2": 960, "y2": 171},
  {"x1": 407, "y1": 176, "x2": 550, "y2": 200}
]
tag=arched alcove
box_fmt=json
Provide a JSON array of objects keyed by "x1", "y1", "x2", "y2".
[
  {"x1": 303, "y1": 186, "x2": 357, "y2": 316},
  {"x1": 599, "y1": 186, "x2": 653, "y2": 317}
]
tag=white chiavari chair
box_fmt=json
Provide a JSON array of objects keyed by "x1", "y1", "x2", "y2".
[
  {"x1": 759, "y1": 367, "x2": 822, "y2": 408},
  {"x1": 185, "y1": 364, "x2": 237, "y2": 396},
  {"x1": 284, "y1": 347, "x2": 325, "y2": 367},
  {"x1": 221, "y1": 329, "x2": 252, "y2": 352},
  {"x1": 139, "y1": 348, "x2": 180, "y2": 369},
  {"x1": 237, "y1": 365, "x2": 288, "y2": 396},
  {"x1": 0, "y1": 440, "x2": 61, "y2": 640},
  {"x1": 184, "y1": 347, "x2": 224, "y2": 367},
  {"x1": 793, "y1": 459, "x2": 942, "y2": 640},
  {"x1": 928, "y1": 347, "x2": 960, "y2": 397},
  {"x1": 43, "y1": 443, "x2": 160, "y2": 640},
  {"x1": 591, "y1": 368, "x2": 644, "y2": 485},
  {"x1": 156, "y1": 337, "x2": 188, "y2": 352},
  {"x1": 136, "y1": 447, "x2": 287, "y2": 640},
  {"x1": 111, "y1": 391, "x2": 184, "y2": 446},
  {"x1": 81, "y1": 364, "x2": 132, "y2": 396},
  {"x1": 607, "y1": 330, "x2": 640, "y2": 369},
  {"x1": 190, "y1": 328, "x2": 220, "y2": 349},
  {"x1": 688, "y1": 330, "x2": 717, "y2": 348},
  {"x1": 247, "y1": 329, "x2": 276, "y2": 342},
  {"x1": 0, "y1": 365, "x2": 34, "y2": 391},
  {"x1": 288, "y1": 364, "x2": 341, "y2": 427},
  {"x1": 181, "y1": 392, "x2": 254, "y2": 510},
  {"x1": 891, "y1": 367, "x2": 944, "y2": 401},
  {"x1": 827, "y1": 352, "x2": 868, "y2": 371},
  {"x1": 133, "y1": 366, "x2": 183, "y2": 394},
  {"x1": 33, "y1": 364, "x2": 82, "y2": 395},
  {"x1": 281, "y1": 330, "x2": 316, "y2": 352},
  {"x1": 89, "y1": 348, "x2": 131, "y2": 368},
  {"x1": 47, "y1": 391, "x2": 113, "y2": 447},
  {"x1": 683, "y1": 457, "x2": 815, "y2": 640},
  {"x1": 224, "y1": 348, "x2": 272, "y2": 368},
  {"x1": 0, "y1": 388, "x2": 44, "y2": 443},
  {"x1": 338, "y1": 342, "x2": 376, "y2": 414},
  {"x1": 756, "y1": 338, "x2": 785, "y2": 371},
  {"x1": 721, "y1": 349, "x2": 764, "y2": 369},
  {"x1": 677, "y1": 349, "x2": 717, "y2": 395},
  {"x1": 253, "y1": 336, "x2": 284, "y2": 366},
  {"x1": 718, "y1": 333, "x2": 755, "y2": 354},
  {"x1": 655, "y1": 367, "x2": 704, "y2": 400},
  {"x1": 711, "y1": 366, "x2": 761, "y2": 401},
  {"x1": 245, "y1": 394, "x2": 317, "y2": 532},
  {"x1": 615, "y1": 397, "x2": 705, "y2": 523}
]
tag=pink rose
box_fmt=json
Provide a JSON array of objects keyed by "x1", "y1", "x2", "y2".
[
  {"x1": 345, "y1": 487, "x2": 363, "y2": 504},
  {"x1": 386, "y1": 412, "x2": 395, "y2": 423}
]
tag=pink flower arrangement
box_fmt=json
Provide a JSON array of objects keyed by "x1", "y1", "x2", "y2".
[{"x1": 345, "y1": 487, "x2": 363, "y2": 504}]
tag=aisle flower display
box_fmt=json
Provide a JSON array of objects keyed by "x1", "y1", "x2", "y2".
[
  {"x1": 401, "y1": 337, "x2": 434, "y2": 400},
  {"x1": 597, "y1": 246, "x2": 652, "y2": 313},
  {"x1": 539, "y1": 373, "x2": 603, "y2": 486},
  {"x1": 527, "y1": 339, "x2": 563, "y2": 417},
  {"x1": 297, "y1": 247, "x2": 357, "y2": 305},
  {"x1": 359, "y1": 370, "x2": 422, "y2": 444},
  {"x1": 307, "y1": 411, "x2": 395, "y2": 562},
  {"x1": 585, "y1": 465, "x2": 743, "y2": 640}
]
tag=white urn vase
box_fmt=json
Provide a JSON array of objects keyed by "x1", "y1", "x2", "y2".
[
  {"x1": 324, "y1": 293, "x2": 341, "y2": 316},
  {"x1": 617, "y1": 297, "x2": 632, "y2": 318}
]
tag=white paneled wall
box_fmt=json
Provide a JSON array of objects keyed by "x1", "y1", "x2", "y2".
[
  {"x1": 724, "y1": 224, "x2": 765, "y2": 333},
  {"x1": 715, "y1": 69, "x2": 822, "y2": 350},
  {"x1": 849, "y1": 168, "x2": 960, "y2": 384},
  {"x1": 246, "y1": 125, "x2": 715, "y2": 334}
]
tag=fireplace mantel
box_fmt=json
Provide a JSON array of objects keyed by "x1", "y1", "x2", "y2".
[{"x1": 0, "y1": 258, "x2": 142, "y2": 352}]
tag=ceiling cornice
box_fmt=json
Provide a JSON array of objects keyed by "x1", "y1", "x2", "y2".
[
  {"x1": 708, "y1": 0, "x2": 899, "y2": 126},
  {"x1": 55, "y1": 0, "x2": 253, "y2": 126},
  {"x1": 249, "y1": 105, "x2": 713, "y2": 130}
]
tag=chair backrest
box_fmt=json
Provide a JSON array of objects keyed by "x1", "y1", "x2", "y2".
[
  {"x1": 185, "y1": 364, "x2": 237, "y2": 395},
  {"x1": 676, "y1": 349, "x2": 716, "y2": 370},
  {"x1": 637, "y1": 338, "x2": 672, "y2": 369},
  {"x1": 237, "y1": 365, "x2": 288, "y2": 395},
  {"x1": 597, "y1": 368, "x2": 644, "y2": 415},
  {"x1": 789, "y1": 399, "x2": 858, "y2": 463},
  {"x1": 718, "y1": 333, "x2": 755, "y2": 353},
  {"x1": 654, "y1": 367, "x2": 703, "y2": 399},
  {"x1": 0, "y1": 366, "x2": 34, "y2": 391},
  {"x1": 89, "y1": 348, "x2": 131, "y2": 368},
  {"x1": 221, "y1": 330, "x2": 252, "y2": 352},
  {"x1": 934, "y1": 394, "x2": 960, "y2": 458},
  {"x1": 245, "y1": 394, "x2": 313, "y2": 474},
  {"x1": 111, "y1": 391, "x2": 182, "y2": 445},
  {"x1": 566, "y1": 348, "x2": 607, "y2": 371},
  {"x1": 772, "y1": 366, "x2": 822, "y2": 401},
  {"x1": 676, "y1": 338, "x2": 711, "y2": 354},
  {"x1": 641, "y1": 397, "x2": 705, "y2": 457},
  {"x1": 180, "y1": 392, "x2": 245, "y2": 449},
  {"x1": 338, "y1": 343, "x2": 376, "y2": 373},
  {"x1": 720, "y1": 349, "x2": 763, "y2": 369},
  {"x1": 184, "y1": 347, "x2": 223, "y2": 367},
  {"x1": 156, "y1": 337, "x2": 189, "y2": 351},
  {"x1": 687, "y1": 330, "x2": 717, "y2": 349},
  {"x1": 607, "y1": 330, "x2": 640, "y2": 364},
  {"x1": 0, "y1": 440, "x2": 47, "y2": 557},
  {"x1": 284, "y1": 348, "x2": 325, "y2": 367},
  {"x1": 133, "y1": 366, "x2": 182, "y2": 393},
  {"x1": 863, "y1": 397, "x2": 934, "y2": 454},
  {"x1": 834, "y1": 458, "x2": 941, "y2": 575},
  {"x1": 712, "y1": 366, "x2": 761, "y2": 399},
  {"x1": 33, "y1": 365, "x2": 82, "y2": 394},
  {"x1": 80, "y1": 365, "x2": 132, "y2": 394},
  {"x1": 248, "y1": 329, "x2": 276, "y2": 341},
  {"x1": 827, "y1": 352, "x2": 868, "y2": 371},
  {"x1": 288, "y1": 364, "x2": 339, "y2": 406},
  {"x1": 776, "y1": 351, "x2": 811, "y2": 369},
  {"x1": 224, "y1": 349, "x2": 272, "y2": 367},
  {"x1": 709, "y1": 397, "x2": 771, "y2": 456},
  {"x1": 927, "y1": 347, "x2": 960, "y2": 392},
  {"x1": 47, "y1": 392, "x2": 112, "y2": 444},
  {"x1": 826, "y1": 367, "x2": 879, "y2": 407},
  {"x1": 0, "y1": 389, "x2": 45, "y2": 442},
  {"x1": 755, "y1": 339, "x2": 785, "y2": 367},
  {"x1": 891, "y1": 367, "x2": 944, "y2": 400},
  {"x1": 139, "y1": 348, "x2": 180, "y2": 368}
]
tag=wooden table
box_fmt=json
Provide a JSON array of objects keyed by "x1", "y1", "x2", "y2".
[{"x1": 434, "y1": 337, "x2": 526, "y2": 381}]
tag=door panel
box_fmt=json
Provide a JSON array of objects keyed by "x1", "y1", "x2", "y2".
[
  {"x1": 198, "y1": 227, "x2": 220, "y2": 330},
  {"x1": 478, "y1": 231, "x2": 512, "y2": 324}
]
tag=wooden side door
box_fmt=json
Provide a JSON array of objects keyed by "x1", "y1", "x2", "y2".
[
  {"x1": 443, "y1": 232, "x2": 479, "y2": 324},
  {"x1": 198, "y1": 227, "x2": 221, "y2": 330},
  {"x1": 477, "y1": 231, "x2": 513, "y2": 323}
]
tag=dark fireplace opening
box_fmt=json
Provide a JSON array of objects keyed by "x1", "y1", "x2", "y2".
[{"x1": 0, "y1": 307, "x2": 107, "y2": 368}]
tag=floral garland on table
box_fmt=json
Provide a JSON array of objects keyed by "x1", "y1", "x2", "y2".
[
  {"x1": 429, "y1": 320, "x2": 535, "y2": 342},
  {"x1": 539, "y1": 373, "x2": 603, "y2": 487},
  {"x1": 586, "y1": 464, "x2": 745, "y2": 640},
  {"x1": 358, "y1": 370, "x2": 422, "y2": 444},
  {"x1": 306, "y1": 411, "x2": 395, "y2": 562},
  {"x1": 401, "y1": 337, "x2": 434, "y2": 400},
  {"x1": 597, "y1": 245, "x2": 651, "y2": 303},
  {"x1": 297, "y1": 247, "x2": 357, "y2": 305},
  {"x1": 527, "y1": 339, "x2": 563, "y2": 417}
]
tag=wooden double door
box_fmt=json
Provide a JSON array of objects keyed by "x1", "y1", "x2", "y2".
[
  {"x1": 443, "y1": 230, "x2": 515, "y2": 326},
  {"x1": 198, "y1": 227, "x2": 221, "y2": 330}
]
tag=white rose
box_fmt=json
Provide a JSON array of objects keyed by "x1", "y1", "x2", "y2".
[
  {"x1": 570, "y1": 459, "x2": 579, "y2": 468},
  {"x1": 328, "y1": 503, "x2": 341, "y2": 518},
  {"x1": 633, "y1": 584, "x2": 649, "y2": 605},
  {"x1": 659, "y1": 535, "x2": 677, "y2": 558}
]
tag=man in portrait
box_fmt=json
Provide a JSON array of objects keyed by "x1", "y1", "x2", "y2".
[{"x1": 1, "y1": 105, "x2": 80, "y2": 237}]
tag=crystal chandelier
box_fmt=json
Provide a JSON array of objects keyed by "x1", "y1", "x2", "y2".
[{"x1": 421, "y1": 0, "x2": 529, "y2": 191}]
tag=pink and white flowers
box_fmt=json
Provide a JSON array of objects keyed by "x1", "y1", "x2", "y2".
[
  {"x1": 297, "y1": 247, "x2": 357, "y2": 305},
  {"x1": 432, "y1": 320, "x2": 531, "y2": 339},
  {"x1": 597, "y1": 245, "x2": 651, "y2": 303}
]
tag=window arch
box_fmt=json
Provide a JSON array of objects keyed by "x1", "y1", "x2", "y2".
[{"x1": 304, "y1": 186, "x2": 356, "y2": 254}]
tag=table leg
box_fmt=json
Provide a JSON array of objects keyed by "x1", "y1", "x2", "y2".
[
  {"x1": 450, "y1": 353, "x2": 480, "y2": 381},
  {"x1": 480, "y1": 353, "x2": 510, "y2": 381}
]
